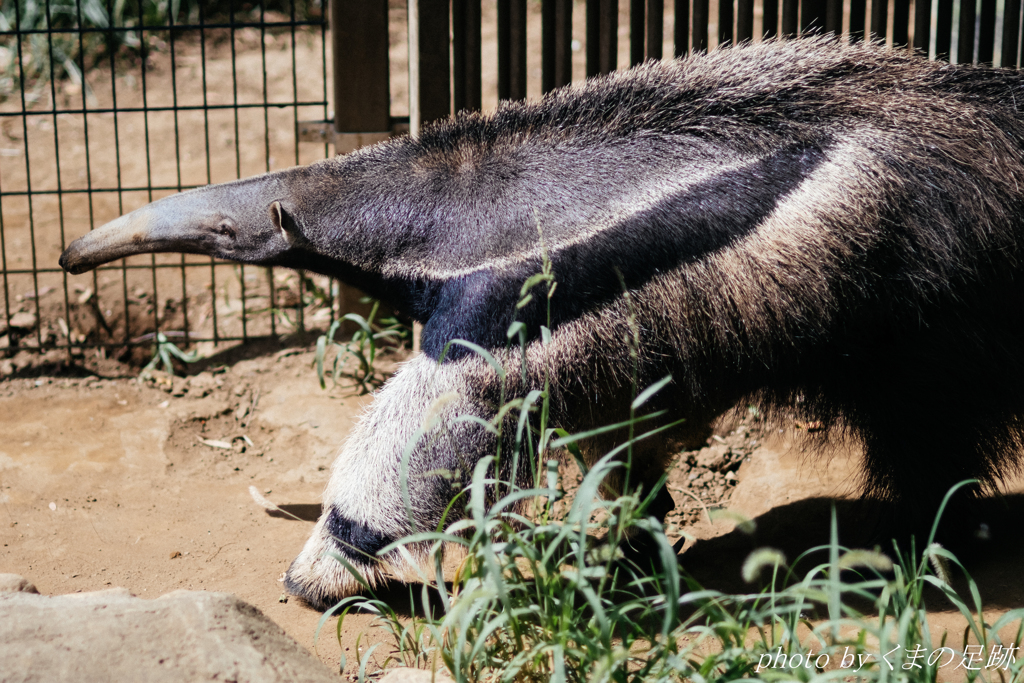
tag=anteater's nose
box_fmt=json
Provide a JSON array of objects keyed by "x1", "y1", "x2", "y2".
[{"x1": 326, "y1": 507, "x2": 394, "y2": 561}]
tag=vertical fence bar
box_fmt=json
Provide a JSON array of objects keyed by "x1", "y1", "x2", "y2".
[
  {"x1": 631, "y1": 0, "x2": 646, "y2": 64},
  {"x1": 801, "y1": 0, "x2": 825, "y2": 32},
  {"x1": 499, "y1": 0, "x2": 528, "y2": 100},
  {"x1": 587, "y1": 0, "x2": 600, "y2": 72},
  {"x1": 781, "y1": 0, "x2": 799, "y2": 36},
  {"x1": 510, "y1": 0, "x2": 527, "y2": 98},
  {"x1": 44, "y1": 0, "x2": 67, "y2": 351},
  {"x1": 958, "y1": 0, "x2": 977, "y2": 62},
  {"x1": 849, "y1": 0, "x2": 866, "y2": 41},
  {"x1": 824, "y1": 0, "x2": 842, "y2": 34},
  {"x1": 674, "y1": 0, "x2": 690, "y2": 54},
  {"x1": 601, "y1": 0, "x2": 617, "y2": 71},
  {"x1": 935, "y1": 0, "x2": 954, "y2": 59},
  {"x1": 892, "y1": 0, "x2": 910, "y2": 45},
  {"x1": 258, "y1": 4, "x2": 277, "y2": 337},
  {"x1": 0, "y1": 171, "x2": 7, "y2": 344},
  {"x1": 260, "y1": 3, "x2": 283, "y2": 334},
  {"x1": 499, "y1": 0, "x2": 510, "y2": 96},
  {"x1": 977, "y1": 0, "x2": 996, "y2": 63},
  {"x1": 198, "y1": 1, "x2": 220, "y2": 343},
  {"x1": 333, "y1": 1, "x2": 390, "y2": 135},
  {"x1": 737, "y1": 0, "x2": 754, "y2": 41},
  {"x1": 409, "y1": 0, "x2": 451, "y2": 133},
  {"x1": 763, "y1": 0, "x2": 779, "y2": 37},
  {"x1": 693, "y1": 0, "x2": 710, "y2": 49},
  {"x1": 69, "y1": 0, "x2": 95, "y2": 357},
  {"x1": 2, "y1": 4, "x2": 23, "y2": 344},
  {"x1": 586, "y1": 0, "x2": 617, "y2": 76},
  {"x1": 647, "y1": 0, "x2": 664, "y2": 59},
  {"x1": 870, "y1": 0, "x2": 888, "y2": 39},
  {"x1": 453, "y1": 0, "x2": 482, "y2": 112},
  {"x1": 315, "y1": 0, "x2": 332, "y2": 327},
  {"x1": 1003, "y1": 0, "x2": 1021, "y2": 66},
  {"x1": 169, "y1": 0, "x2": 191, "y2": 342},
  {"x1": 542, "y1": 0, "x2": 573, "y2": 92},
  {"x1": 139, "y1": 0, "x2": 160, "y2": 349},
  {"x1": 228, "y1": 1, "x2": 249, "y2": 339},
  {"x1": 720, "y1": 0, "x2": 734, "y2": 45},
  {"x1": 1019, "y1": 3, "x2": 1024, "y2": 68},
  {"x1": 104, "y1": 0, "x2": 124, "y2": 352},
  {"x1": 914, "y1": 0, "x2": 933, "y2": 54},
  {"x1": 316, "y1": 0, "x2": 331, "y2": 163},
  {"x1": 16, "y1": 0, "x2": 42, "y2": 349}
]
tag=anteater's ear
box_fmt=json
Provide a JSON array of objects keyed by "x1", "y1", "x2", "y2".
[{"x1": 269, "y1": 200, "x2": 300, "y2": 245}]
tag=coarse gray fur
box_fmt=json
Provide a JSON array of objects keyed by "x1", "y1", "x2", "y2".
[{"x1": 60, "y1": 38, "x2": 1024, "y2": 609}]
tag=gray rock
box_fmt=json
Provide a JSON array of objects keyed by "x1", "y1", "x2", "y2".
[
  {"x1": 0, "y1": 574, "x2": 38, "y2": 593},
  {"x1": 0, "y1": 588, "x2": 339, "y2": 683}
]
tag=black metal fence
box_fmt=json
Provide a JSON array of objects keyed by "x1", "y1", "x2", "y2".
[
  {"x1": 0, "y1": 0, "x2": 333, "y2": 366},
  {"x1": 1, "y1": 0, "x2": 1020, "y2": 369}
]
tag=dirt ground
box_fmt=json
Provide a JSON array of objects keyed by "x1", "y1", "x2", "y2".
[{"x1": 3, "y1": 343, "x2": 1024, "y2": 680}]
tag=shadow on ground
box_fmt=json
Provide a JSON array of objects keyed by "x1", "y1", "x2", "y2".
[
  {"x1": 312, "y1": 491, "x2": 1024, "y2": 620},
  {"x1": 681, "y1": 492, "x2": 1024, "y2": 610}
]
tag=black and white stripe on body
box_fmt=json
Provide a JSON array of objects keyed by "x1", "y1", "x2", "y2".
[{"x1": 59, "y1": 38, "x2": 1024, "y2": 608}]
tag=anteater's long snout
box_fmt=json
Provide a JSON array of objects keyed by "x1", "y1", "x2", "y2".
[
  {"x1": 60, "y1": 210, "x2": 164, "y2": 275},
  {"x1": 59, "y1": 203, "x2": 218, "y2": 275}
]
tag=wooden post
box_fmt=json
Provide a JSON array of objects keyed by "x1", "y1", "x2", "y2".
[
  {"x1": 780, "y1": 0, "x2": 798, "y2": 37},
  {"x1": 330, "y1": 0, "x2": 391, "y2": 153},
  {"x1": 674, "y1": 0, "x2": 690, "y2": 55},
  {"x1": 913, "y1": 0, "x2": 932, "y2": 55},
  {"x1": 870, "y1": 0, "x2": 888, "y2": 40},
  {"x1": 892, "y1": 0, "x2": 909, "y2": 46},
  {"x1": 453, "y1": 0, "x2": 482, "y2": 112},
  {"x1": 957, "y1": 0, "x2": 975, "y2": 62},
  {"x1": 824, "y1": 0, "x2": 841, "y2": 35},
  {"x1": 693, "y1": 0, "x2": 709, "y2": 50},
  {"x1": 1002, "y1": 0, "x2": 1021, "y2": 66},
  {"x1": 499, "y1": 0, "x2": 528, "y2": 100},
  {"x1": 977, "y1": 0, "x2": 996, "y2": 63},
  {"x1": 737, "y1": 0, "x2": 754, "y2": 42},
  {"x1": 800, "y1": 0, "x2": 825, "y2": 33},
  {"x1": 631, "y1": 0, "x2": 646, "y2": 64},
  {"x1": 586, "y1": 0, "x2": 618, "y2": 76},
  {"x1": 935, "y1": 0, "x2": 953, "y2": 60},
  {"x1": 647, "y1": 0, "x2": 664, "y2": 60},
  {"x1": 409, "y1": 0, "x2": 451, "y2": 136}
]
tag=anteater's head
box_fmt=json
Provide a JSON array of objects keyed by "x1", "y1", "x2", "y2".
[
  {"x1": 283, "y1": 354, "x2": 498, "y2": 610},
  {"x1": 59, "y1": 175, "x2": 303, "y2": 275}
]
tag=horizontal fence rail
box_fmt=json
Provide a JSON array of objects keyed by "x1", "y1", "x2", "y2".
[{"x1": 1, "y1": 0, "x2": 1020, "y2": 371}]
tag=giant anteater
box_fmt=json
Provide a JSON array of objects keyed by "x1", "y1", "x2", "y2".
[{"x1": 61, "y1": 38, "x2": 1024, "y2": 609}]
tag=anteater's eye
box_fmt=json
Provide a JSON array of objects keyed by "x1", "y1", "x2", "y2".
[{"x1": 216, "y1": 221, "x2": 235, "y2": 238}]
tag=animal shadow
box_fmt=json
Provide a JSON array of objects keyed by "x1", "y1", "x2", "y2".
[{"x1": 681, "y1": 493, "x2": 1024, "y2": 609}]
